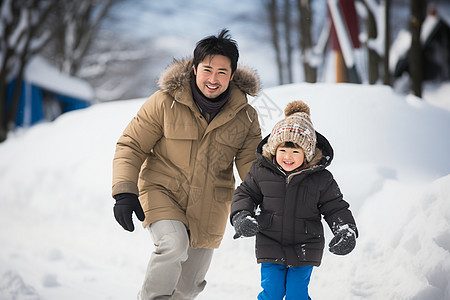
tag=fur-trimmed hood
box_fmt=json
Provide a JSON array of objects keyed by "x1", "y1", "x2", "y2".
[{"x1": 157, "y1": 58, "x2": 260, "y2": 97}]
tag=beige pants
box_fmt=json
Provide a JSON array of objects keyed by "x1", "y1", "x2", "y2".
[{"x1": 138, "y1": 220, "x2": 214, "y2": 300}]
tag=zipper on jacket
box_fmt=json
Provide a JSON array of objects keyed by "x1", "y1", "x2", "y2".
[
  {"x1": 286, "y1": 163, "x2": 325, "y2": 184},
  {"x1": 286, "y1": 168, "x2": 307, "y2": 184}
]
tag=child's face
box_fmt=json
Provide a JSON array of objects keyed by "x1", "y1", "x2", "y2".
[{"x1": 275, "y1": 145, "x2": 305, "y2": 172}]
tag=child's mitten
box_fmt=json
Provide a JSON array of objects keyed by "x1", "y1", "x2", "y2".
[
  {"x1": 232, "y1": 210, "x2": 259, "y2": 239},
  {"x1": 329, "y1": 224, "x2": 357, "y2": 255}
]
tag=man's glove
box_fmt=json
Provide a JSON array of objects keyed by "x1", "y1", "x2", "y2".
[
  {"x1": 113, "y1": 193, "x2": 145, "y2": 232},
  {"x1": 329, "y1": 224, "x2": 357, "y2": 255},
  {"x1": 232, "y1": 210, "x2": 259, "y2": 239}
]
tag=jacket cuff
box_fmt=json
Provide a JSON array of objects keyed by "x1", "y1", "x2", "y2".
[{"x1": 112, "y1": 181, "x2": 139, "y2": 197}]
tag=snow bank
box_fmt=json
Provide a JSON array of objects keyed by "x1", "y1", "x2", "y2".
[{"x1": 0, "y1": 83, "x2": 449, "y2": 300}]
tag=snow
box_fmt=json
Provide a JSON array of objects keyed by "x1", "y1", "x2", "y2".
[
  {"x1": 389, "y1": 11, "x2": 443, "y2": 74},
  {"x1": 1, "y1": 80, "x2": 450, "y2": 299},
  {"x1": 4, "y1": 1, "x2": 450, "y2": 298},
  {"x1": 24, "y1": 56, "x2": 94, "y2": 101},
  {"x1": 423, "y1": 82, "x2": 450, "y2": 112},
  {"x1": 421, "y1": 14, "x2": 440, "y2": 44}
]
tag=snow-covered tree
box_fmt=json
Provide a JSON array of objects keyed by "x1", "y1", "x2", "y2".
[
  {"x1": 409, "y1": 0, "x2": 426, "y2": 97},
  {"x1": 77, "y1": 29, "x2": 154, "y2": 101},
  {"x1": 265, "y1": 0, "x2": 321, "y2": 85},
  {"x1": 0, "y1": 0, "x2": 54, "y2": 142},
  {"x1": 360, "y1": 0, "x2": 391, "y2": 85},
  {"x1": 40, "y1": 0, "x2": 155, "y2": 102},
  {"x1": 297, "y1": 0, "x2": 318, "y2": 83},
  {"x1": 0, "y1": 0, "x2": 123, "y2": 142},
  {"x1": 45, "y1": 0, "x2": 115, "y2": 76},
  {"x1": 267, "y1": 0, "x2": 285, "y2": 85}
]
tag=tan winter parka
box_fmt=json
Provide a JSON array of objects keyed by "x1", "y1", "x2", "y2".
[{"x1": 112, "y1": 58, "x2": 262, "y2": 248}]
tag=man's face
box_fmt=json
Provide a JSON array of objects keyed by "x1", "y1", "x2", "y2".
[{"x1": 193, "y1": 55, "x2": 234, "y2": 99}]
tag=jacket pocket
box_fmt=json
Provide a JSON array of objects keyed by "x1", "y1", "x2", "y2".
[
  {"x1": 213, "y1": 126, "x2": 246, "y2": 170},
  {"x1": 214, "y1": 185, "x2": 234, "y2": 202},
  {"x1": 207, "y1": 186, "x2": 234, "y2": 235},
  {"x1": 304, "y1": 219, "x2": 324, "y2": 238},
  {"x1": 257, "y1": 211, "x2": 274, "y2": 231},
  {"x1": 162, "y1": 123, "x2": 197, "y2": 168}
]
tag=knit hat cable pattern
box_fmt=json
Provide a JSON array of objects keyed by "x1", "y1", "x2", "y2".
[{"x1": 263, "y1": 101, "x2": 317, "y2": 162}]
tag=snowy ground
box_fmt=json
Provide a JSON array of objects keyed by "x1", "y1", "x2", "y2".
[{"x1": 1, "y1": 82, "x2": 450, "y2": 300}]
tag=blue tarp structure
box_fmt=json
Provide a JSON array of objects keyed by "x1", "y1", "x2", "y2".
[{"x1": 6, "y1": 56, "x2": 94, "y2": 127}]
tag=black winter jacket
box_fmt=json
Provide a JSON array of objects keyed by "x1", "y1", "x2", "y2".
[{"x1": 230, "y1": 132, "x2": 357, "y2": 267}]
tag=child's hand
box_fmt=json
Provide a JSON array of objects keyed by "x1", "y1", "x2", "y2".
[
  {"x1": 329, "y1": 224, "x2": 357, "y2": 255},
  {"x1": 232, "y1": 210, "x2": 259, "y2": 239}
]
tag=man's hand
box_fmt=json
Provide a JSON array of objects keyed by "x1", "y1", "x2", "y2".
[{"x1": 113, "y1": 193, "x2": 145, "y2": 232}]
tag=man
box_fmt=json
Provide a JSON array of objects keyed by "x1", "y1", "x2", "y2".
[{"x1": 112, "y1": 29, "x2": 262, "y2": 300}]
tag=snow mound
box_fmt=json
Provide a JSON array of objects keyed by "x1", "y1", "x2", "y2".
[
  {"x1": 0, "y1": 271, "x2": 41, "y2": 300},
  {"x1": 1, "y1": 83, "x2": 449, "y2": 300},
  {"x1": 308, "y1": 175, "x2": 450, "y2": 300},
  {"x1": 252, "y1": 83, "x2": 450, "y2": 181}
]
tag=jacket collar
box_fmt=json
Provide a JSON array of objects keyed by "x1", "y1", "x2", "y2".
[
  {"x1": 157, "y1": 58, "x2": 260, "y2": 99},
  {"x1": 157, "y1": 58, "x2": 260, "y2": 132}
]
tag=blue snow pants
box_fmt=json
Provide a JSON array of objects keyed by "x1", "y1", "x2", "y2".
[{"x1": 257, "y1": 263, "x2": 313, "y2": 300}]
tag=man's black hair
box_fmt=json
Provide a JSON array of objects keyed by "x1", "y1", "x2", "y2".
[{"x1": 193, "y1": 28, "x2": 239, "y2": 74}]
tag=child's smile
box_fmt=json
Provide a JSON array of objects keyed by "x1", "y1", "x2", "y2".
[{"x1": 275, "y1": 146, "x2": 305, "y2": 172}]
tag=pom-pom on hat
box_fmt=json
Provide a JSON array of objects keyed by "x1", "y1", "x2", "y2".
[{"x1": 263, "y1": 100, "x2": 317, "y2": 162}]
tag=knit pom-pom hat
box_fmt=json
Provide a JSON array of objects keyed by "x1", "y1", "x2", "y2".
[{"x1": 263, "y1": 100, "x2": 317, "y2": 162}]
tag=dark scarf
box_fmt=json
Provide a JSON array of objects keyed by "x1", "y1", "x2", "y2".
[{"x1": 191, "y1": 75, "x2": 230, "y2": 122}]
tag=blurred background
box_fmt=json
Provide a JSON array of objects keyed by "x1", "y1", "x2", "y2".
[
  {"x1": 1, "y1": 2, "x2": 450, "y2": 298},
  {"x1": 1, "y1": 0, "x2": 449, "y2": 143}
]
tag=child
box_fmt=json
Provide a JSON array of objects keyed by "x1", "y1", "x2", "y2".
[{"x1": 230, "y1": 100, "x2": 358, "y2": 300}]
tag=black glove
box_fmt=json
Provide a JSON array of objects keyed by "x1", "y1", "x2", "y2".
[
  {"x1": 113, "y1": 193, "x2": 145, "y2": 232},
  {"x1": 329, "y1": 224, "x2": 357, "y2": 255},
  {"x1": 232, "y1": 210, "x2": 259, "y2": 239}
]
